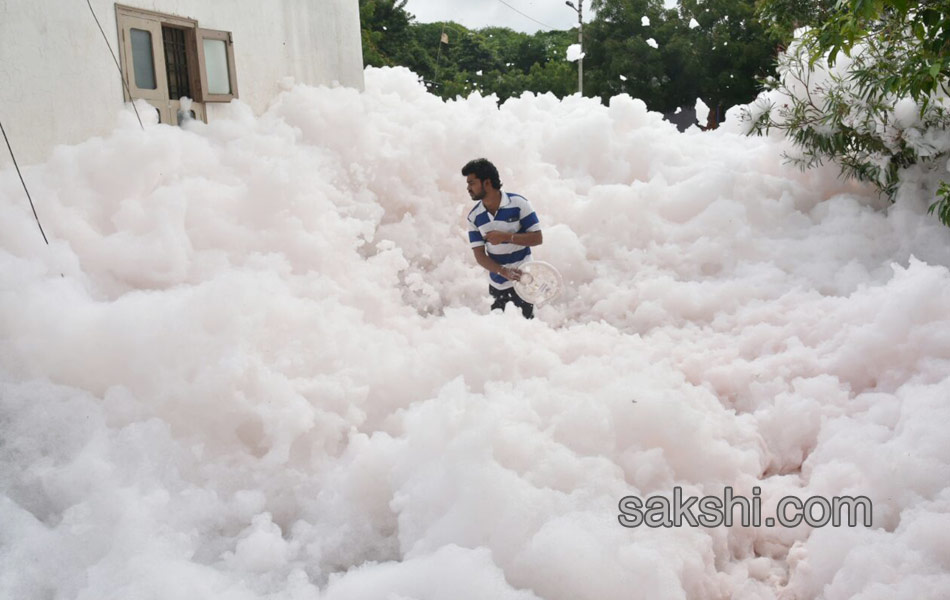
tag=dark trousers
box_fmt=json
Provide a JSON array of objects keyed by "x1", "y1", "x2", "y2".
[{"x1": 490, "y1": 286, "x2": 534, "y2": 319}]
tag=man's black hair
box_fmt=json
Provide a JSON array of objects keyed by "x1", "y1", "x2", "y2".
[{"x1": 461, "y1": 158, "x2": 502, "y2": 190}]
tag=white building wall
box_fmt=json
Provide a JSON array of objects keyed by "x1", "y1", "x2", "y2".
[{"x1": 0, "y1": 0, "x2": 364, "y2": 168}]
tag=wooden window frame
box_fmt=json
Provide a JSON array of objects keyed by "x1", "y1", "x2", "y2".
[
  {"x1": 196, "y1": 28, "x2": 239, "y2": 102},
  {"x1": 116, "y1": 3, "x2": 196, "y2": 28},
  {"x1": 161, "y1": 24, "x2": 199, "y2": 102},
  {"x1": 114, "y1": 4, "x2": 238, "y2": 116},
  {"x1": 117, "y1": 11, "x2": 172, "y2": 103}
]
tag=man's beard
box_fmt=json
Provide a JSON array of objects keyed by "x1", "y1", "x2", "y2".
[{"x1": 470, "y1": 190, "x2": 485, "y2": 201}]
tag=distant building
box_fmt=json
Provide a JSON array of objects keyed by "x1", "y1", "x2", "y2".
[{"x1": 0, "y1": 0, "x2": 364, "y2": 167}]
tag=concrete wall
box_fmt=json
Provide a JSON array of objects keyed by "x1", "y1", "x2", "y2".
[{"x1": 0, "y1": 0, "x2": 364, "y2": 167}]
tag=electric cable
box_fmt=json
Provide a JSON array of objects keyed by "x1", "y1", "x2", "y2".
[
  {"x1": 1, "y1": 118, "x2": 49, "y2": 245},
  {"x1": 85, "y1": 0, "x2": 144, "y2": 129},
  {"x1": 494, "y1": 0, "x2": 556, "y2": 30}
]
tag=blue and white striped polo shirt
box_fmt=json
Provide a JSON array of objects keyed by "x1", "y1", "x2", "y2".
[{"x1": 467, "y1": 192, "x2": 541, "y2": 289}]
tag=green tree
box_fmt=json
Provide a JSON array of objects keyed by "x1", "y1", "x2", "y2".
[
  {"x1": 525, "y1": 60, "x2": 576, "y2": 97},
  {"x1": 746, "y1": 0, "x2": 950, "y2": 225},
  {"x1": 585, "y1": 0, "x2": 778, "y2": 116},
  {"x1": 359, "y1": 0, "x2": 415, "y2": 67},
  {"x1": 586, "y1": 0, "x2": 670, "y2": 107},
  {"x1": 358, "y1": 0, "x2": 779, "y2": 116},
  {"x1": 754, "y1": 0, "x2": 836, "y2": 42},
  {"x1": 418, "y1": 24, "x2": 574, "y2": 101},
  {"x1": 358, "y1": 0, "x2": 583, "y2": 102},
  {"x1": 677, "y1": 0, "x2": 780, "y2": 118},
  {"x1": 810, "y1": 0, "x2": 950, "y2": 101},
  {"x1": 407, "y1": 22, "x2": 451, "y2": 87}
]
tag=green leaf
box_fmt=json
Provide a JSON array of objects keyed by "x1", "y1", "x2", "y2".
[
  {"x1": 851, "y1": 0, "x2": 877, "y2": 20},
  {"x1": 889, "y1": 0, "x2": 909, "y2": 16}
]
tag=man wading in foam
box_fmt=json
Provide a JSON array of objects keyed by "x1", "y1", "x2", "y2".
[{"x1": 462, "y1": 158, "x2": 543, "y2": 319}]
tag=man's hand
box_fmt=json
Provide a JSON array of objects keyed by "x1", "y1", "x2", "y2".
[
  {"x1": 471, "y1": 247, "x2": 522, "y2": 281},
  {"x1": 500, "y1": 267, "x2": 523, "y2": 281},
  {"x1": 484, "y1": 230, "x2": 515, "y2": 245}
]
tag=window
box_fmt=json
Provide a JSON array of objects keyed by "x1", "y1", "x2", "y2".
[
  {"x1": 130, "y1": 28, "x2": 156, "y2": 89},
  {"x1": 162, "y1": 26, "x2": 192, "y2": 100},
  {"x1": 115, "y1": 4, "x2": 238, "y2": 126},
  {"x1": 198, "y1": 29, "x2": 239, "y2": 101}
]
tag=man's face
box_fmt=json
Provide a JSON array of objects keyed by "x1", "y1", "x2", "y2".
[{"x1": 466, "y1": 174, "x2": 486, "y2": 201}]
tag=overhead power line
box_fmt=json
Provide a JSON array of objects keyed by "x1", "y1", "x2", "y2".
[
  {"x1": 493, "y1": 0, "x2": 556, "y2": 30},
  {"x1": 85, "y1": 0, "x2": 143, "y2": 130},
  {"x1": 1, "y1": 119, "x2": 49, "y2": 245}
]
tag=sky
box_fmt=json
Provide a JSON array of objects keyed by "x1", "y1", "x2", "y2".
[
  {"x1": 3, "y1": 65, "x2": 950, "y2": 599},
  {"x1": 403, "y1": 0, "x2": 678, "y2": 33},
  {"x1": 403, "y1": 0, "x2": 584, "y2": 33}
]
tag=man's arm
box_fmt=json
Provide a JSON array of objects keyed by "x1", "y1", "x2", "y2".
[
  {"x1": 515, "y1": 230, "x2": 543, "y2": 246},
  {"x1": 471, "y1": 247, "x2": 524, "y2": 281},
  {"x1": 483, "y1": 230, "x2": 543, "y2": 246}
]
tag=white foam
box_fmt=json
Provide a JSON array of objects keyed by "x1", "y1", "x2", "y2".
[{"x1": 2, "y1": 65, "x2": 950, "y2": 599}]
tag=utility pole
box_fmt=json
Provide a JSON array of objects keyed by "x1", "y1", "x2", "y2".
[{"x1": 565, "y1": 0, "x2": 583, "y2": 95}]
